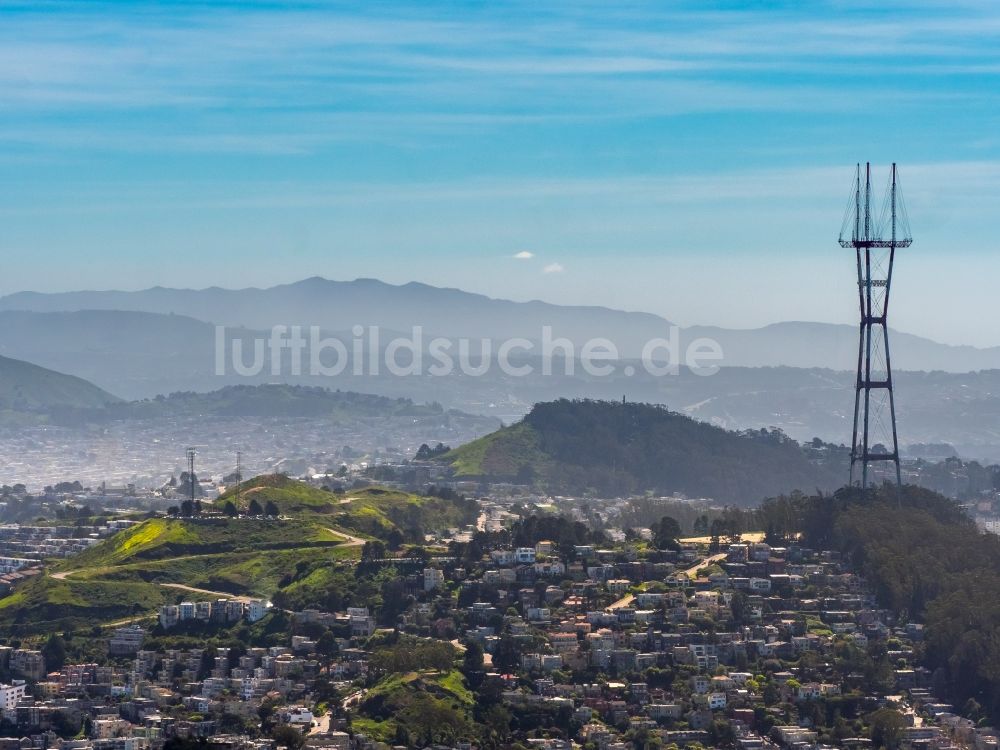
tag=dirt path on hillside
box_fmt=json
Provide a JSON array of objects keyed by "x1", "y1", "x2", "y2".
[
  {"x1": 324, "y1": 527, "x2": 365, "y2": 547},
  {"x1": 49, "y1": 550, "x2": 227, "y2": 581},
  {"x1": 48, "y1": 525, "x2": 364, "y2": 619},
  {"x1": 51, "y1": 525, "x2": 363, "y2": 585},
  {"x1": 50, "y1": 570, "x2": 255, "y2": 605},
  {"x1": 159, "y1": 582, "x2": 254, "y2": 601}
]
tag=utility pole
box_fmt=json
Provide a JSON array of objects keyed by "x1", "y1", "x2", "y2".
[{"x1": 235, "y1": 450, "x2": 242, "y2": 508}]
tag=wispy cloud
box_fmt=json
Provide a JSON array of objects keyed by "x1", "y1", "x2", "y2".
[
  {"x1": 2, "y1": 0, "x2": 1000, "y2": 332},
  {"x1": 513, "y1": 251, "x2": 534, "y2": 259},
  {"x1": 11, "y1": 160, "x2": 1000, "y2": 216},
  {"x1": 2, "y1": 1, "x2": 999, "y2": 131},
  {"x1": 543, "y1": 262, "x2": 565, "y2": 274}
]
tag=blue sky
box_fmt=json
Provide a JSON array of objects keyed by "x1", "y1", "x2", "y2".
[{"x1": 2, "y1": 1, "x2": 1000, "y2": 345}]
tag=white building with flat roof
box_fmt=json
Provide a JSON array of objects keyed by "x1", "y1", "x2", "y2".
[{"x1": 0, "y1": 681, "x2": 26, "y2": 710}]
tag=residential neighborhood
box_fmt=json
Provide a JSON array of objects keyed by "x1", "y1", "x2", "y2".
[{"x1": 0, "y1": 496, "x2": 987, "y2": 750}]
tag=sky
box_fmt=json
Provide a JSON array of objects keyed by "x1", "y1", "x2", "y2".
[{"x1": 2, "y1": 1, "x2": 1000, "y2": 345}]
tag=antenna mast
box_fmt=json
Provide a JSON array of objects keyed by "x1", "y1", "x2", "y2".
[
  {"x1": 235, "y1": 450, "x2": 242, "y2": 508},
  {"x1": 840, "y1": 162, "x2": 911, "y2": 491},
  {"x1": 186, "y1": 447, "x2": 197, "y2": 510}
]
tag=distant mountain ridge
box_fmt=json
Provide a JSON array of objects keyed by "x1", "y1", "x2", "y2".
[
  {"x1": 684, "y1": 321, "x2": 1000, "y2": 373},
  {"x1": 5, "y1": 280, "x2": 1000, "y2": 457},
  {"x1": 0, "y1": 357, "x2": 498, "y2": 432},
  {"x1": 1, "y1": 277, "x2": 996, "y2": 372},
  {"x1": 0, "y1": 277, "x2": 674, "y2": 357}
]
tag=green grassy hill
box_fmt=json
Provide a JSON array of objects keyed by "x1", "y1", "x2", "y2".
[
  {"x1": 0, "y1": 575, "x2": 173, "y2": 635},
  {"x1": 0, "y1": 478, "x2": 476, "y2": 635},
  {"x1": 331, "y1": 487, "x2": 476, "y2": 542},
  {"x1": 442, "y1": 398, "x2": 846, "y2": 505},
  {"x1": 445, "y1": 421, "x2": 547, "y2": 478},
  {"x1": 65, "y1": 515, "x2": 343, "y2": 569},
  {"x1": 354, "y1": 669, "x2": 474, "y2": 744},
  {"x1": 220, "y1": 475, "x2": 478, "y2": 542},
  {"x1": 0, "y1": 514, "x2": 352, "y2": 635},
  {"x1": 220, "y1": 474, "x2": 341, "y2": 515}
]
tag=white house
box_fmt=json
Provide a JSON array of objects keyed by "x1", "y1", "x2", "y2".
[
  {"x1": 423, "y1": 568, "x2": 445, "y2": 591},
  {"x1": 515, "y1": 547, "x2": 536, "y2": 564},
  {"x1": 708, "y1": 692, "x2": 727, "y2": 710},
  {"x1": 281, "y1": 706, "x2": 315, "y2": 725},
  {"x1": 246, "y1": 599, "x2": 269, "y2": 622},
  {"x1": 0, "y1": 681, "x2": 26, "y2": 710}
]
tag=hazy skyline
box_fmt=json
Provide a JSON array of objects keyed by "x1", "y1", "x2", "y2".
[{"x1": 3, "y1": 2, "x2": 1000, "y2": 345}]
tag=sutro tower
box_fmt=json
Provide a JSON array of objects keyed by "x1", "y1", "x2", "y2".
[{"x1": 839, "y1": 163, "x2": 912, "y2": 490}]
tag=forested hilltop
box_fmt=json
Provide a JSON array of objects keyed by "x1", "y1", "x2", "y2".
[
  {"x1": 442, "y1": 399, "x2": 846, "y2": 505},
  {"x1": 756, "y1": 485, "x2": 1000, "y2": 720}
]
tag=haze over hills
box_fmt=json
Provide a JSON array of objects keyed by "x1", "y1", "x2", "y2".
[
  {"x1": 0, "y1": 378, "x2": 500, "y2": 491},
  {"x1": 0, "y1": 277, "x2": 674, "y2": 358},
  {"x1": 49, "y1": 384, "x2": 484, "y2": 426},
  {"x1": 684, "y1": 321, "x2": 1000, "y2": 373},
  {"x1": 5, "y1": 279, "x2": 1000, "y2": 458},
  {"x1": 0, "y1": 375, "x2": 499, "y2": 436},
  {"x1": 3, "y1": 277, "x2": 1000, "y2": 372},
  {"x1": 0, "y1": 310, "x2": 218, "y2": 399},
  {"x1": 0, "y1": 353, "x2": 119, "y2": 412}
]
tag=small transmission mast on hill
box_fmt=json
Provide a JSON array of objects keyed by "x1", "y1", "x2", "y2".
[
  {"x1": 186, "y1": 447, "x2": 197, "y2": 510},
  {"x1": 235, "y1": 450, "x2": 242, "y2": 507},
  {"x1": 839, "y1": 163, "x2": 912, "y2": 490}
]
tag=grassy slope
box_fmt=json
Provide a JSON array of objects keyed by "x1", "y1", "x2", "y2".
[
  {"x1": 0, "y1": 477, "x2": 475, "y2": 635},
  {"x1": 64, "y1": 516, "x2": 341, "y2": 569},
  {"x1": 0, "y1": 515, "x2": 347, "y2": 634},
  {"x1": 221, "y1": 474, "x2": 342, "y2": 514},
  {"x1": 221, "y1": 475, "x2": 476, "y2": 541},
  {"x1": 332, "y1": 487, "x2": 473, "y2": 540},
  {"x1": 0, "y1": 575, "x2": 173, "y2": 634},
  {"x1": 443, "y1": 421, "x2": 545, "y2": 477},
  {"x1": 70, "y1": 546, "x2": 359, "y2": 598},
  {"x1": 353, "y1": 670, "x2": 474, "y2": 742}
]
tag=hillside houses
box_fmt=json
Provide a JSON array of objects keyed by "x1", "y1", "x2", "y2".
[
  {"x1": 158, "y1": 599, "x2": 269, "y2": 629},
  {"x1": 0, "y1": 497, "x2": 984, "y2": 750}
]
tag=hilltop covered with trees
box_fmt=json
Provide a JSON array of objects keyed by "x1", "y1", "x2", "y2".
[
  {"x1": 442, "y1": 398, "x2": 846, "y2": 505},
  {"x1": 750, "y1": 484, "x2": 1000, "y2": 720}
]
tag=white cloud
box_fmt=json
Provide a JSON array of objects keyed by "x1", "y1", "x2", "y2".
[
  {"x1": 543, "y1": 262, "x2": 565, "y2": 274},
  {"x1": 513, "y1": 250, "x2": 534, "y2": 259}
]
